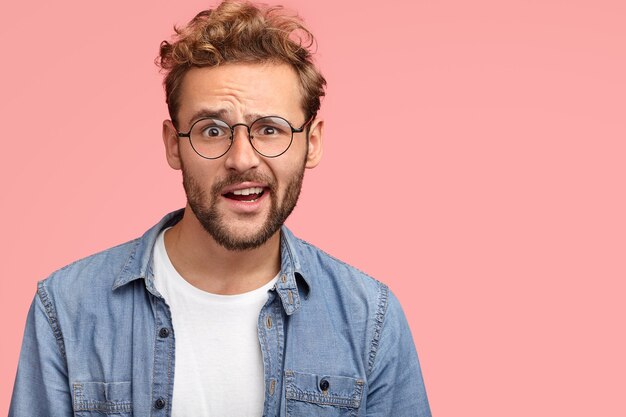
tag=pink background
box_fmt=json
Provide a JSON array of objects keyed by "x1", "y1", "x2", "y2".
[{"x1": 1, "y1": 0, "x2": 625, "y2": 415}]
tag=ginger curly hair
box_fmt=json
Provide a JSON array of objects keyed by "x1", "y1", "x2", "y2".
[{"x1": 157, "y1": 0, "x2": 326, "y2": 126}]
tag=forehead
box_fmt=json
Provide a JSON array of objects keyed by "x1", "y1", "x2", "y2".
[{"x1": 177, "y1": 62, "x2": 303, "y2": 124}]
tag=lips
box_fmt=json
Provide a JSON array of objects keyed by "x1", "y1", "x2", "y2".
[
  {"x1": 223, "y1": 187, "x2": 266, "y2": 202},
  {"x1": 221, "y1": 183, "x2": 269, "y2": 203}
]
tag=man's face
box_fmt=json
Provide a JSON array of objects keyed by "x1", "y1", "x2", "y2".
[{"x1": 163, "y1": 62, "x2": 323, "y2": 250}]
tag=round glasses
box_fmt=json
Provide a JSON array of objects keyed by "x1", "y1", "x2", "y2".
[{"x1": 177, "y1": 116, "x2": 311, "y2": 159}]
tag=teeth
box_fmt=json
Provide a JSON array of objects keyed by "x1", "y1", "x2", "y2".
[{"x1": 232, "y1": 187, "x2": 263, "y2": 196}]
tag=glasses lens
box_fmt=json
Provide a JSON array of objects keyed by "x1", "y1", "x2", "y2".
[
  {"x1": 250, "y1": 116, "x2": 293, "y2": 157},
  {"x1": 190, "y1": 118, "x2": 232, "y2": 158}
]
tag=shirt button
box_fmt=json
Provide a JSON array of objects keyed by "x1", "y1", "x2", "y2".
[
  {"x1": 158, "y1": 328, "x2": 169, "y2": 338},
  {"x1": 155, "y1": 397, "x2": 166, "y2": 409},
  {"x1": 319, "y1": 378, "x2": 330, "y2": 391}
]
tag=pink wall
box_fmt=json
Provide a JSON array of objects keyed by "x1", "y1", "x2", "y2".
[{"x1": 1, "y1": 0, "x2": 625, "y2": 415}]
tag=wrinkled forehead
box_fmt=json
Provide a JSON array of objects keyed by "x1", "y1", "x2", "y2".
[{"x1": 176, "y1": 62, "x2": 305, "y2": 126}]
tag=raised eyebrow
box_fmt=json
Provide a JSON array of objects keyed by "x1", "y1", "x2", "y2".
[
  {"x1": 188, "y1": 108, "x2": 230, "y2": 124},
  {"x1": 188, "y1": 110, "x2": 272, "y2": 125},
  {"x1": 244, "y1": 113, "x2": 266, "y2": 123}
]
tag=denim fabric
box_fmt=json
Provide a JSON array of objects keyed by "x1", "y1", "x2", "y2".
[{"x1": 9, "y1": 209, "x2": 431, "y2": 417}]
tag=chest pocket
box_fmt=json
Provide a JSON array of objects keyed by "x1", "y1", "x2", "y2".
[
  {"x1": 285, "y1": 370, "x2": 364, "y2": 417},
  {"x1": 72, "y1": 381, "x2": 132, "y2": 416}
]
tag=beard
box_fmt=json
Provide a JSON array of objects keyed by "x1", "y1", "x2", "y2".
[{"x1": 182, "y1": 164, "x2": 305, "y2": 251}]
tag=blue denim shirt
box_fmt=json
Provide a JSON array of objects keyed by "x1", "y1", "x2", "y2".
[{"x1": 10, "y1": 210, "x2": 431, "y2": 417}]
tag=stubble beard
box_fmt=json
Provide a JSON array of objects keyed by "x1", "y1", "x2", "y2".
[{"x1": 182, "y1": 164, "x2": 306, "y2": 251}]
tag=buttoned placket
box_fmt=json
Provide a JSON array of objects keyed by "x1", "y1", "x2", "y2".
[
  {"x1": 131, "y1": 218, "x2": 307, "y2": 417},
  {"x1": 145, "y1": 280, "x2": 292, "y2": 417},
  {"x1": 264, "y1": 266, "x2": 307, "y2": 416},
  {"x1": 258, "y1": 288, "x2": 285, "y2": 416},
  {"x1": 149, "y1": 289, "x2": 176, "y2": 416}
]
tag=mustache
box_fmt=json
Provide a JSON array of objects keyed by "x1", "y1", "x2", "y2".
[{"x1": 211, "y1": 172, "x2": 277, "y2": 195}]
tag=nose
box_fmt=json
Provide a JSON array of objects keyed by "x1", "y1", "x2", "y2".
[{"x1": 223, "y1": 125, "x2": 261, "y2": 172}]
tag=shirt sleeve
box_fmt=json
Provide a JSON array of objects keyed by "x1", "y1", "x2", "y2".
[
  {"x1": 9, "y1": 285, "x2": 73, "y2": 417},
  {"x1": 366, "y1": 289, "x2": 432, "y2": 417}
]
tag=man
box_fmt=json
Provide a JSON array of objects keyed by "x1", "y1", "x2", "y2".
[{"x1": 9, "y1": 1, "x2": 431, "y2": 416}]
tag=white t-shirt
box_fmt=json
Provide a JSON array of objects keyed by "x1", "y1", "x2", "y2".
[{"x1": 153, "y1": 229, "x2": 277, "y2": 417}]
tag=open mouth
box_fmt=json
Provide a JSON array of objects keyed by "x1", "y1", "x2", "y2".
[{"x1": 222, "y1": 186, "x2": 266, "y2": 202}]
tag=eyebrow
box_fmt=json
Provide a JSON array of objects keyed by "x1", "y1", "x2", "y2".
[
  {"x1": 188, "y1": 108, "x2": 229, "y2": 124},
  {"x1": 187, "y1": 108, "x2": 268, "y2": 126}
]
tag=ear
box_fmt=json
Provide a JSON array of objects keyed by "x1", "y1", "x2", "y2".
[
  {"x1": 305, "y1": 119, "x2": 323, "y2": 169},
  {"x1": 163, "y1": 119, "x2": 182, "y2": 170}
]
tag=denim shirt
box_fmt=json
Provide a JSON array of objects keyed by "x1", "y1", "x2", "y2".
[{"x1": 10, "y1": 210, "x2": 431, "y2": 417}]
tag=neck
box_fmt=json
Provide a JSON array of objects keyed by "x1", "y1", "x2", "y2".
[{"x1": 163, "y1": 206, "x2": 281, "y2": 295}]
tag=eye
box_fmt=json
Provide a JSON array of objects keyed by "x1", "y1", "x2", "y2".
[
  {"x1": 261, "y1": 126, "x2": 277, "y2": 135},
  {"x1": 192, "y1": 118, "x2": 230, "y2": 139},
  {"x1": 252, "y1": 117, "x2": 291, "y2": 137},
  {"x1": 255, "y1": 124, "x2": 283, "y2": 136},
  {"x1": 204, "y1": 126, "x2": 224, "y2": 137}
]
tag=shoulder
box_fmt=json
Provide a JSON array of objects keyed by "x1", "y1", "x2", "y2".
[
  {"x1": 39, "y1": 209, "x2": 182, "y2": 300},
  {"x1": 292, "y1": 234, "x2": 388, "y2": 303},
  {"x1": 296, "y1": 235, "x2": 409, "y2": 328},
  {"x1": 287, "y1": 233, "x2": 416, "y2": 373},
  {"x1": 38, "y1": 238, "x2": 141, "y2": 306},
  {"x1": 288, "y1": 233, "x2": 400, "y2": 347}
]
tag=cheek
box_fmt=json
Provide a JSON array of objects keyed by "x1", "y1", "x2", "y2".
[
  {"x1": 271, "y1": 161, "x2": 305, "y2": 202},
  {"x1": 181, "y1": 155, "x2": 221, "y2": 186},
  {"x1": 272, "y1": 156, "x2": 305, "y2": 182},
  {"x1": 283, "y1": 142, "x2": 309, "y2": 171}
]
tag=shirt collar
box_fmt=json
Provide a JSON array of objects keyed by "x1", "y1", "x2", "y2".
[
  {"x1": 112, "y1": 209, "x2": 184, "y2": 293},
  {"x1": 112, "y1": 209, "x2": 311, "y2": 315},
  {"x1": 275, "y1": 225, "x2": 311, "y2": 314}
]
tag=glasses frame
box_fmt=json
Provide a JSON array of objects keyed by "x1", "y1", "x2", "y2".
[{"x1": 177, "y1": 115, "x2": 313, "y2": 160}]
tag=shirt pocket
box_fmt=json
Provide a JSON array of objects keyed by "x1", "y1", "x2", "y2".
[
  {"x1": 72, "y1": 381, "x2": 132, "y2": 416},
  {"x1": 285, "y1": 370, "x2": 364, "y2": 417}
]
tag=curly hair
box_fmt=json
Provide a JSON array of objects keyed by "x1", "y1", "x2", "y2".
[{"x1": 157, "y1": 0, "x2": 326, "y2": 126}]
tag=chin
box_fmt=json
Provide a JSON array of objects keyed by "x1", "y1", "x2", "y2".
[{"x1": 201, "y1": 217, "x2": 282, "y2": 252}]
